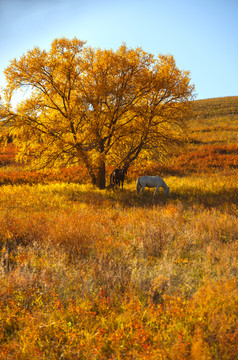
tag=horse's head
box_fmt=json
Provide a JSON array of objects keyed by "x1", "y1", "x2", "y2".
[{"x1": 165, "y1": 186, "x2": 170, "y2": 196}]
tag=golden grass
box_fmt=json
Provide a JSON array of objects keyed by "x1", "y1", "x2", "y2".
[{"x1": 0, "y1": 172, "x2": 237, "y2": 359}]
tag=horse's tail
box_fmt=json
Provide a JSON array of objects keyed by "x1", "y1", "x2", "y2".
[
  {"x1": 136, "y1": 177, "x2": 141, "y2": 194},
  {"x1": 110, "y1": 172, "x2": 114, "y2": 186}
]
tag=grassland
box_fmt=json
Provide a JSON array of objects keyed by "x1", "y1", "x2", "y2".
[{"x1": 0, "y1": 97, "x2": 237, "y2": 359}]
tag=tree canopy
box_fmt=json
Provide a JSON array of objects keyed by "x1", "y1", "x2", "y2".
[{"x1": 0, "y1": 38, "x2": 195, "y2": 188}]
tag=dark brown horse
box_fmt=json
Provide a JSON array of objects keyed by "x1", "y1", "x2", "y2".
[{"x1": 110, "y1": 168, "x2": 127, "y2": 189}]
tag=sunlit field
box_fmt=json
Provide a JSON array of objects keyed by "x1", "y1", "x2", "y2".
[{"x1": 0, "y1": 97, "x2": 237, "y2": 359}]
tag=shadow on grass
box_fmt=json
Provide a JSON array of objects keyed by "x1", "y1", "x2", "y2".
[
  {"x1": 169, "y1": 187, "x2": 238, "y2": 210},
  {"x1": 63, "y1": 186, "x2": 167, "y2": 208},
  {"x1": 64, "y1": 185, "x2": 238, "y2": 211}
]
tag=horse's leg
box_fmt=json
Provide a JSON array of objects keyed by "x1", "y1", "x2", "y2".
[
  {"x1": 142, "y1": 186, "x2": 145, "y2": 194},
  {"x1": 153, "y1": 187, "x2": 159, "y2": 196}
]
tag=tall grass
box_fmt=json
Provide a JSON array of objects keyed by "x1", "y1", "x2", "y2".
[{"x1": 0, "y1": 174, "x2": 237, "y2": 359}]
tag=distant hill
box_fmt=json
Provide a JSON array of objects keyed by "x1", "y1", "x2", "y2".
[
  {"x1": 190, "y1": 96, "x2": 238, "y2": 146},
  {"x1": 192, "y1": 96, "x2": 238, "y2": 118}
]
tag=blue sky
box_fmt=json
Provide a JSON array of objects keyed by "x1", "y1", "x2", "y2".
[{"x1": 0, "y1": 0, "x2": 237, "y2": 101}]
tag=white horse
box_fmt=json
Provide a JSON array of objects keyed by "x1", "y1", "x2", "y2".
[{"x1": 136, "y1": 176, "x2": 170, "y2": 196}]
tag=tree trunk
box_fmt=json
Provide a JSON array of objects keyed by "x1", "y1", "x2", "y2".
[
  {"x1": 96, "y1": 161, "x2": 106, "y2": 189},
  {"x1": 83, "y1": 163, "x2": 97, "y2": 186}
]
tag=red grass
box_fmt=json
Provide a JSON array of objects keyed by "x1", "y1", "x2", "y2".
[{"x1": 0, "y1": 144, "x2": 237, "y2": 186}]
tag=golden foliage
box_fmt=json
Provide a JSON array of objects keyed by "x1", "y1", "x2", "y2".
[{"x1": 0, "y1": 38, "x2": 194, "y2": 187}]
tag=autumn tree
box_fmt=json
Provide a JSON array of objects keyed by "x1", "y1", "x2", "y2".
[{"x1": 0, "y1": 38, "x2": 194, "y2": 188}]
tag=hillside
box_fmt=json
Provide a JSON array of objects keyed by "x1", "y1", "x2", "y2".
[
  {"x1": 190, "y1": 96, "x2": 238, "y2": 145},
  {"x1": 0, "y1": 96, "x2": 237, "y2": 359},
  {"x1": 134, "y1": 96, "x2": 238, "y2": 178}
]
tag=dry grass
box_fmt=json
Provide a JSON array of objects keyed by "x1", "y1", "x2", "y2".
[{"x1": 0, "y1": 176, "x2": 237, "y2": 359}]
